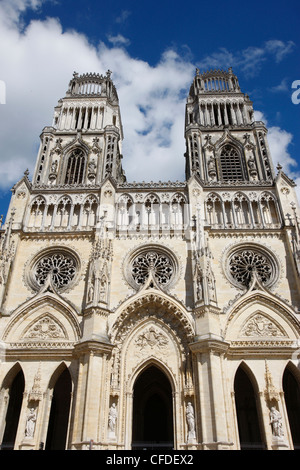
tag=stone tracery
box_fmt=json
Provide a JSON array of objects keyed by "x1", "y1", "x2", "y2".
[
  {"x1": 131, "y1": 250, "x2": 174, "y2": 287},
  {"x1": 34, "y1": 252, "x2": 77, "y2": 291},
  {"x1": 228, "y1": 249, "x2": 273, "y2": 287},
  {"x1": 205, "y1": 191, "x2": 281, "y2": 229}
]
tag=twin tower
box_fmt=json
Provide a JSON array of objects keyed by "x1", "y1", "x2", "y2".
[{"x1": 0, "y1": 68, "x2": 300, "y2": 450}]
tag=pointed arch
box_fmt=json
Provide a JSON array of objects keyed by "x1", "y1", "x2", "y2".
[
  {"x1": 214, "y1": 131, "x2": 247, "y2": 182},
  {"x1": 45, "y1": 363, "x2": 72, "y2": 450},
  {"x1": 282, "y1": 363, "x2": 300, "y2": 449},
  {"x1": 219, "y1": 144, "x2": 245, "y2": 181},
  {"x1": 259, "y1": 191, "x2": 281, "y2": 226},
  {"x1": 0, "y1": 364, "x2": 25, "y2": 450},
  {"x1": 224, "y1": 290, "x2": 300, "y2": 343},
  {"x1": 205, "y1": 192, "x2": 224, "y2": 227},
  {"x1": 3, "y1": 292, "x2": 81, "y2": 345},
  {"x1": 28, "y1": 195, "x2": 47, "y2": 229},
  {"x1": 129, "y1": 357, "x2": 176, "y2": 395},
  {"x1": 110, "y1": 289, "x2": 194, "y2": 347},
  {"x1": 61, "y1": 136, "x2": 90, "y2": 185},
  {"x1": 233, "y1": 362, "x2": 265, "y2": 450},
  {"x1": 131, "y1": 362, "x2": 174, "y2": 450},
  {"x1": 117, "y1": 193, "x2": 134, "y2": 226}
]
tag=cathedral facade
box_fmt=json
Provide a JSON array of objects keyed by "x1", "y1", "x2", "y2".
[{"x1": 0, "y1": 68, "x2": 300, "y2": 450}]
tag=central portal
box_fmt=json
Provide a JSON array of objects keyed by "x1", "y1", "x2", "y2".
[{"x1": 132, "y1": 365, "x2": 174, "y2": 450}]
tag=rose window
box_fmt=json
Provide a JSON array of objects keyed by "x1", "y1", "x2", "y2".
[
  {"x1": 228, "y1": 249, "x2": 274, "y2": 287},
  {"x1": 131, "y1": 250, "x2": 174, "y2": 287},
  {"x1": 34, "y1": 253, "x2": 77, "y2": 290}
]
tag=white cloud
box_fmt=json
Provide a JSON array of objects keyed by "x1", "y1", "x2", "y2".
[
  {"x1": 0, "y1": 0, "x2": 297, "y2": 196},
  {"x1": 265, "y1": 39, "x2": 295, "y2": 63},
  {"x1": 107, "y1": 34, "x2": 131, "y2": 47},
  {"x1": 254, "y1": 110, "x2": 296, "y2": 169},
  {"x1": 115, "y1": 10, "x2": 131, "y2": 24},
  {"x1": 270, "y1": 78, "x2": 289, "y2": 93},
  {"x1": 198, "y1": 40, "x2": 295, "y2": 77},
  {"x1": 254, "y1": 110, "x2": 300, "y2": 201},
  {"x1": 0, "y1": 4, "x2": 194, "y2": 187}
]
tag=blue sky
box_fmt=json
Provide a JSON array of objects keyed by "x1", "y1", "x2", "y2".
[{"x1": 0, "y1": 0, "x2": 299, "y2": 219}]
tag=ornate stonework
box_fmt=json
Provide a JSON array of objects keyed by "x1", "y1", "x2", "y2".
[{"x1": 0, "y1": 68, "x2": 299, "y2": 451}]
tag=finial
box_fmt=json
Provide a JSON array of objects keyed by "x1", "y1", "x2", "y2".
[
  {"x1": 277, "y1": 163, "x2": 282, "y2": 171},
  {"x1": 24, "y1": 169, "x2": 29, "y2": 177}
]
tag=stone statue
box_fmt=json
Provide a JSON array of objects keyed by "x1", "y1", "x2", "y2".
[
  {"x1": 87, "y1": 282, "x2": 94, "y2": 303},
  {"x1": 108, "y1": 402, "x2": 117, "y2": 437},
  {"x1": 25, "y1": 407, "x2": 37, "y2": 438},
  {"x1": 51, "y1": 160, "x2": 58, "y2": 173},
  {"x1": 270, "y1": 407, "x2": 284, "y2": 438},
  {"x1": 186, "y1": 402, "x2": 196, "y2": 441}
]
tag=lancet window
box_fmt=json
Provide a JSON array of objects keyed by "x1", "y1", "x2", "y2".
[
  {"x1": 28, "y1": 196, "x2": 46, "y2": 228},
  {"x1": 82, "y1": 195, "x2": 98, "y2": 227},
  {"x1": 116, "y1": 192, "x2": 187, "y2": 234},
  {"x1": 205, "y1": 194, "x2": 224, "y2": 227},
  {"x1": 55, "y1": 196, "x2": 72, "y2": 228},
  {"x1": 233, "y1": 193, "x2": 251, "y2": 227},
  {"x1": 198, "y1": 101, "x2": 248, "y2": 127},
  {"x1": 205, "y1": 191, "x2": 281, "y2": 229},
  {"x1": 117, "y1": 194, "x2": 134, "y2": 226},
  {"x1": 105, "y1": 136, "x2": 116, "y2": 177},
  {"x1": 219, "y1": 145, "x2": 244, "y2": 181},
  {"x1": 26, "y1": 194, "x2": 99, "y2": 232},
  {"x1": 64, "y1": 149, "x2": 86, "y2": 185},
  {"x1": 260, "y1": 192, "x2": 280, "y2": 226}
]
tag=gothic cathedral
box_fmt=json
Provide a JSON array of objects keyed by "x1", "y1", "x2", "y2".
[{"x1": 0, "y1": 68, "x2": 300, "y2": 451}]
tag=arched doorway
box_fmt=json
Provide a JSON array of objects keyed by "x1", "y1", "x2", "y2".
[
  {"x1": 234, "y1": 366, "x2": 264, "y2": 450},
  {"x1": 132, "y1": 365, "x2": 174, "y2": 450},
  {"x1": 283, "y1": 366, "x2": 300, "y2": 449},
  {"x1": 1, "y1": 368, "x2": 25, "y2": 450},
  {"x1": 45, "y1": 367, "x2": 72, "y2": 450}
]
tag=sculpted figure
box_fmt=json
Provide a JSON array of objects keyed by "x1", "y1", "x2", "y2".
[
  {"x1": 25, "y1": 408, "x2": 37, "y2": 438},
  {"x1": 108, "y1": 402, "x2": 117, "y2": 435},
  {"x1": 186, "y1": 402, "x2": 196, "y2": 441},
  {"x1": 270, "y1": 407, "x2": 284, "y2": 438}
]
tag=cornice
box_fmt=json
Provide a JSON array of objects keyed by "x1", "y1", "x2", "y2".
[
  {"x1": 189, "y1": 335, "x2": 230, "y2": 354},
  {"x1": 227, "y1": 339, "x2": 298, "y2": 357},
  {"x1": 73, "y1": 339, "x2": 114, "y2": 357}
]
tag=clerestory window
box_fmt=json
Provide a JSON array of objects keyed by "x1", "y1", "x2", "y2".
[{"x1": 64, "y1": 149, "x2": 86, "y2": 185}]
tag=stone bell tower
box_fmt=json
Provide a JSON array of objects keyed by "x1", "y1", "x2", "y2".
[
  {"x1": 184, "y1": 67, "x2": 274, "y2": 183},
  {"x1": 33, "y1": 70, "x2": 126, "y2": 187}
]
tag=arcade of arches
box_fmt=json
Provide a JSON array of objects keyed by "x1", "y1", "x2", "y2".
[{"x1": 1, "y1": 354, "x2": 300, "y2": 450}]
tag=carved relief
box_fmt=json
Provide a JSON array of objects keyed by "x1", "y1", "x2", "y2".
[
  {"x1": 241, "y1": 314, "x2": 285, "y2": 338},
  {"x1": 135, "y1": 326, "x2": 168, "y2": 350},
  {"x1": 22, "y1": 315, "x2": 67, "y2": 340}
]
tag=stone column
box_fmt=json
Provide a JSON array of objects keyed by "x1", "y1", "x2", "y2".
[
  {"x1": 72, "y1": 341, "x2": 113, "y2": 449},
  {"x1": 190, "y1": 332, "x2": 232, "y2": 450}
]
